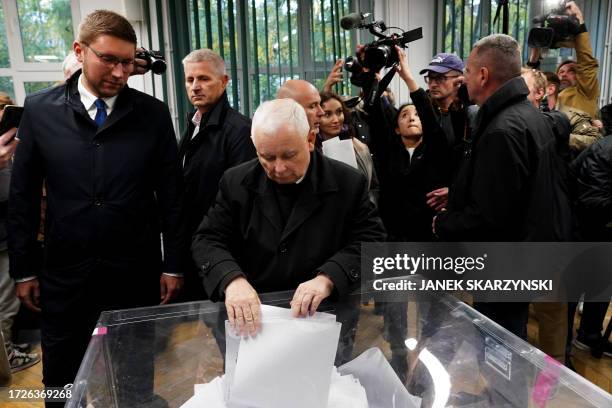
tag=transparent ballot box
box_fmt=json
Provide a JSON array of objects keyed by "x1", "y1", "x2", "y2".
[{"x1": 67, "y1": 289, "x2": 612, "y2": 407}]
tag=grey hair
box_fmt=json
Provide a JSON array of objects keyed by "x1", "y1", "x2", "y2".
[
  {"x1": 182, "y1": 48, "x2": 226, "y2": 76},
  {"x1": 472, "y1": 34, "x2": 521, "y2": 84},
  {"x1": 251, "y1": 99, "x2": 310, "y2": 141},
  {"x1": 62, "y1": 51, "x2": 81, "y2": 80}
]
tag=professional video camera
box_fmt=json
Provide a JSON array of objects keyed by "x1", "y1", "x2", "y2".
[
  {"x1": 136, "y1": 49, "x2": 167, "y2": 74},
  {"x1": 527, "y1": 0, "x2": 581, "y2": 49},
  {"x1": 340, "y1": 12, "x2": 422, "y2": 87}
]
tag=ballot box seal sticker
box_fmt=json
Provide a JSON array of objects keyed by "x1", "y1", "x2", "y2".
[{"x1": 484, "y1": 336, "x2": 512, "y2": 381}]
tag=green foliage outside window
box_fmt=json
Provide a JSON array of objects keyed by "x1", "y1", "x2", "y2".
[
  {"x1": 443, "y1": 0, "x2": 530, "y2": 60},
  {"x1": 0, "y1": 77, "x2": 15, "y2": 100},
  {"x1": 0, "y1": 4, "x2": 10, "y2": 68},
  {"x1": 24, "y1": 81, "x2": 56, "y2": 95},
  {"x1": 17, "y1": 0, "x2": 74, "y2": 63},
  {"x1": 188, "y1": 0, "x2": 355, "y2": 115}
]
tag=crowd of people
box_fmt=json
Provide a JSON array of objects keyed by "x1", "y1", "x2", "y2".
[{"x1": 0, "y1": 1, "x2": 610, "y2": 405}]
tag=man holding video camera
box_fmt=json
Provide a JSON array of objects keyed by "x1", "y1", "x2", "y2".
[
  {"x1": 556, "y1": 1, "x2": 599, "y2": 119},
  {"x1": 553, "y1": 1, "x2": 611, "y2": 362}
]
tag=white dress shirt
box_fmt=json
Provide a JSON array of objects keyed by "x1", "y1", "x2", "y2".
[{"x1": 77, "y1": 74, "x2": 118, "y2": 120}]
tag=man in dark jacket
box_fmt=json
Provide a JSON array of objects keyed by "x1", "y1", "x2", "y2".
[
  {"x1": 434, "y1": 34, "x2": 573, "y2": 338},
  {"x1": 570, "y1": 136, "x2": 612, "y2": 357},
  {"x1": 192, "y1": 98, "x2": 385, "y2": 335},
  {"x1": 179, "y1": 49, "x2": 255, "y2": 300},
  {"x1": 8, "y1": 10, "x2": 182, "y2": 404}
]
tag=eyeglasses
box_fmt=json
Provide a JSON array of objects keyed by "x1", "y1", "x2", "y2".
[
  {"x1": 424, "y1": 74, "x2": 460, "y2": 84},
  {"x1": 81, "y1": 43, "x2": 135, "y2": 71}
]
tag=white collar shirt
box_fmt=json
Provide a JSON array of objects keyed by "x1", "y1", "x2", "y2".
[{"x1": 78, "y1": 74, "x2": 118, "y2": 120}]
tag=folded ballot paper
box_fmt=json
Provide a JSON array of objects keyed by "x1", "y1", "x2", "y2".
[
  {"x1": 180, "y1": 305, "x2": 419, "y2": 408},
  {"x1": 321, "y1": 137, "x2": 358, "y2": 169}
]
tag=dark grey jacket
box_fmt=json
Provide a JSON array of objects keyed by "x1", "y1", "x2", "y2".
[{"x1": 436, "y1": 77, "x2": 573, "y2": 242}]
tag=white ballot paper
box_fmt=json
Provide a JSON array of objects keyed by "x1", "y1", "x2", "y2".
[
  {"x1": 338, "y1": 347, "x2": 422, "y2": 408},
  {"x1": 223, "y1": 305, "x2": 338, "y2": 401},
  {"x1": 322, "y1": 137, "x2": 358, "y2": 169},
  {"x1": 327, "y1": 368, "x2": 368, "y2": 408},
  {"x1": 229, "y1": 319, "x2": 341, "y2": 408},
  {"x1": 180, "y1": 306, "x2": 374, "y2": 408},
  {"x1": 180, "y1": 376, "x2": 226, "y2": 408}
]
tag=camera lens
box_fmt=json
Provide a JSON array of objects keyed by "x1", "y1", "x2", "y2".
[
  {"x1": 344, "y1": 56, "x2": 362, "y2": 74},
  {"x1": 150, "y1": 59, "x2": 167, "y2": 74},
  {"x1": 364, "y1": 45, "x2": 392, "y2": 72}
]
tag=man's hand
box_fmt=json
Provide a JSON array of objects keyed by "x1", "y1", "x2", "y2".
[
  {"x1": 131, "y1": 47, "x2": 150, "y2": 76},
  {"x1": 290, "y1": 274, "x2": 334, "y2": 318},
  {"x1": 323, "y1": 59, "x2": 344, "y2": 92},
  {"x1": 394, "y1": 46, "x2": 413, "y2": 81},
  {"x1": 160, "y1": 274, "x2": 183, "y2": 304},
  {"x1": 0, "y1": 128, "x2": 18, "y2": 170},
  {"x1": 452, "y1": 75, "x2": 465, "y2": 90},
  {"x1": 16, "y1": 279, "x2": 41, "y2": 312},
  {"x1": 426, "y1": 187, "x2": 449, "y2": 212},
  {"x1": 225, "y1": 277, "x2": 261, "y2": 336},
  {"x1": 565, "y1": 1, "x2": 584, "y2": 25},
  {"x1": 394, "y1": 46, "x2": 419, "y2": 92}
]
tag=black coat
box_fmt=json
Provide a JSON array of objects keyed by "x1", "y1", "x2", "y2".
[
  {"x1": 191, "y1": 151, "x2": 386, "y2": 301},
  {"x1": 571, "y1": 135, "x2": 612, "y2": 240},
  {"x1": 436, "y1": 77, "x2": 573, "y2": 241},
  {"x1": 367, "y1": 89, "x2": 452, "y2": 241},
  {"x1": 178, "y1": 93, "x2": 255, "y2": 298},
  {"x1": 8, "y1": 71, "x2": 183, "y2": 313}
]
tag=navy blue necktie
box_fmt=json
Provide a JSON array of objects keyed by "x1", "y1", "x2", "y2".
[{"x1": 94, "y1": 98, "x2": 107, "y2": 127}]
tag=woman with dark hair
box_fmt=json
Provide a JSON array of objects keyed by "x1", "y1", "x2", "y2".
[
  {"x1": 319, "y1": 91, "x2": 376, "y2": 198},
  {"x1": 366, "y1": 49, "x2": 453, "y2": 241}
]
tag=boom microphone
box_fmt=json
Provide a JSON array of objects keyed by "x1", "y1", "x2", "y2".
[{"x1": 340, "y1": 12, "x2": 371, "y2": 30}]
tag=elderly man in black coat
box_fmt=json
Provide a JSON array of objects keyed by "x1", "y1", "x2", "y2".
[
  {"x1": 434, "y1": 34, "x2": 573, "y2": 339},
  {"x1": 8, "y1": 10, "x2": 182, "y2": 406},
  {"x1": 179, "y1": 49, "x2": 255, "y2": 300},
  {"x1": 192, "y1": 98, "x2": 386, "y2": 334}
]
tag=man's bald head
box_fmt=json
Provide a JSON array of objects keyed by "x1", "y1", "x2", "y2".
[{"x1": 277, "y1": 79, "x2": 324, "y2": 132}]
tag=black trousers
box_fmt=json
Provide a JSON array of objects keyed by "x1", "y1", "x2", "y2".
[
  {"x1": 41, "y1": 309, "x2": 98, "y2": 408},
  {"x1": 578, "y1": 302, "x2": 610, "y2": 338}
]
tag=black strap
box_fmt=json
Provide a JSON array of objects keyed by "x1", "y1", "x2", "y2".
[{"x1": 493, "y1": 0, "x2": 510, "y2": 34}]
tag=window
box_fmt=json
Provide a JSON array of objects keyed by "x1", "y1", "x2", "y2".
[
  {"x1": 0, "y1": 76, "x2": 14, "y2": 99},
  {"x1": 441, "y1": 0, "x2": 530, "y2": 61},
  {"x1": 0, "y1": 3, "x2": 10, "y2": 68},
  {"x1": 186, "y1": 0, "x2": 356, "y2": 116},
  {"x1": 0, "y1": 0, "x2": 76, "y2": 104},
  {"x1": 0, "y1": 2, "x2": 14, "y2": 98},
  {"x1": 16, "y1": 0, "x2": 74, "y2": 64},
  {"x1": 24, "y1": 81, "x2": 57, "y2": 94}
]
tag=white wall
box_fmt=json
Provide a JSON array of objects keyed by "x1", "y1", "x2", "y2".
[{"x1": 374, "y1": 0, "x2": 436, "y2": 105}]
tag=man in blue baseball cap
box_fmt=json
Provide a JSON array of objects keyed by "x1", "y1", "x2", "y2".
[
  {"x1": 414, "y1": 53, "x2": 468, "y2": 211},
  {"x1": 419, "y1": 53, "x2": 465, "y2": 115}
]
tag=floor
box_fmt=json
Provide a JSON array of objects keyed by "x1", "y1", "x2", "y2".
[{"x1": 4, "y1": 303, "x2": 611, "y2": 408}]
